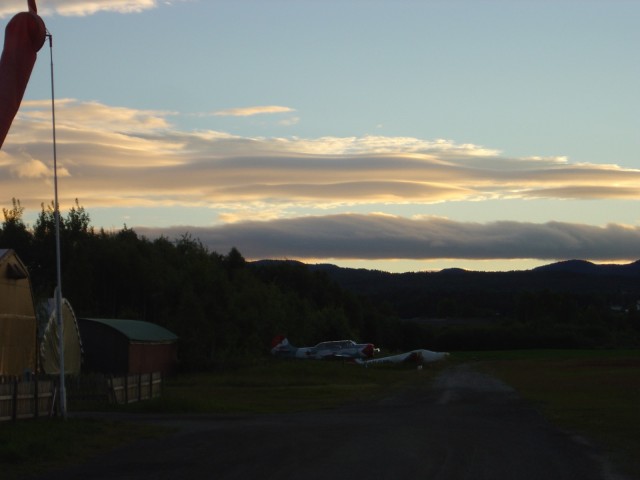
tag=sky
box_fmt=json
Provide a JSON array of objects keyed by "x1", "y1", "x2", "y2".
[{"x1": 0, "y1": 0, "x2": 639, "y2": 272}]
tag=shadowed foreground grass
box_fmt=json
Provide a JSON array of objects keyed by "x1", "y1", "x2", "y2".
[
  {"x1": 3, "y1": 351, "x2": 639, "y2": 478},
  {"x1": 0, "y1": 418, "x2": 165, "y2": 480},
  {"x1": 1, "y1": 359, "x2": 435, "y2": 478},
  {"x1": 474, "y1": 349, "x2": 640, "y2": 478},
  {"x1": 131, "y1": 359, "x2": 434, "y2": 414}
]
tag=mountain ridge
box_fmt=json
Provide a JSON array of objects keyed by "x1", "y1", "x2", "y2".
[{"x1": 252, "y1": 258, "x2": 640, "y2": 319}]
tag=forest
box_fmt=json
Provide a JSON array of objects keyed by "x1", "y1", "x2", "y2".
[
  {"x1": 1, "y1": 199, "x2": 639, "y2": 371},
  {"x1": 0, "y1": 199, "x2": 388, "y2": 370}
]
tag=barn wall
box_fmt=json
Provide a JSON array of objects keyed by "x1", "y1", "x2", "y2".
[
  {"x1": 129, "y1": 343, "x2": 177, "y2": 375},
  {"x1": 0, "y1": 315, "x2": 36, "y2": 376},
  {"x1": 78, "y1": 322, "x2": 128, "y2": 374},
  {"x1": 0, "y1": 252, "x2": 36, "y2": 375}
]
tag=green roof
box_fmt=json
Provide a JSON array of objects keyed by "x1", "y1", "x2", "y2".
[{"x1": 80, "y1": 318, "x2": 178, "y2": 342}]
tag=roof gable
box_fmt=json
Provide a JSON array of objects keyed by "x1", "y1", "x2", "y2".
[{"x1": 0, "y1": 249, "x2": 29, "y2": 279}]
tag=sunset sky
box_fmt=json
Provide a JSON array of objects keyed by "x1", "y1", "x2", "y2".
[{"x1": 1, "y1": 0, "x2": 639, "y2": 272}]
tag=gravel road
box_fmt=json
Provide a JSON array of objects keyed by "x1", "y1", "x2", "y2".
[{"x1": 36, "y1": 364, "x2": 631, "y2": 480}]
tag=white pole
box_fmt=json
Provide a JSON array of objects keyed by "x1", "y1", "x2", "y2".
[{"x1": 47, "y1": 31, "x2": 66, "y2": 418}]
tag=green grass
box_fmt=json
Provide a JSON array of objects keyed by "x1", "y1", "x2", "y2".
[
  {"x1": 4, "y1": 351, "x2": 639, "y2": 478},
  {"x1": 124, "y1": 359, "x2": 438, "y2": 414},
  {"x1": 0, "y1": 359, "x2": 436, "y2": 478},
  {"x1": 472, "y1": 349, "x2": 640, "y2": 478},
  {"x1": 0, "y1": 418, "x2": 166, "y2": 480}
]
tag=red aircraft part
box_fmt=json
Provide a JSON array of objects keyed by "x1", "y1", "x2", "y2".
[
  {"x1": 271, "y1": 334, "x2": 287, "y2": 350},
  {"x1": 0, "y1": 0, "x2": 46, "y2": 149},
  {"x1": 362, "y1": 343, "x2": 375, "y2": 358}
]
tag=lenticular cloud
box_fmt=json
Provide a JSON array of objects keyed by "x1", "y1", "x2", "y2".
[{"x1": 136, "y1": 215, "x2": 640, "y2": 262}]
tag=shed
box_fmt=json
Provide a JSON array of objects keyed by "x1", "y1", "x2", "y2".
[
  {"x1": 78, "y1": 318, "x2": 178, "y2": 375},
  {"x1": 0, "y1": 249, "x2": 37, "y2": 376}
]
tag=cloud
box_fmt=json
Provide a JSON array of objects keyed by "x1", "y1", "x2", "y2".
[
  {"x1": 2, "y1": 99, "x2": 640, "y2": 217},
  {"x1": 135, "y1": 214, "x2": 640, "y2": 262},
  {"x1": 278, "y1": 116, "x2": 300, "y2": 127},
  {"x1": 0, "y1": 0, "x2": 161, "y2": 18},
  {"x1": 20, "y1": 100, "x2": 174, "y2": 134},
  {"x1": 11, "y1": 157, "x2": 51, "y2": 178},
  {"x1": 2, "y1": 99, "x2": 639, "y2": 264},
  {"x1": 213, "y1": 106, "x2": 296, "y2": 117}
]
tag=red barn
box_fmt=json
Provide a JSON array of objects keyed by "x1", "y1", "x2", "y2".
[{"x1": 78, "y1": 318, "x2": 178, "y2": 375}]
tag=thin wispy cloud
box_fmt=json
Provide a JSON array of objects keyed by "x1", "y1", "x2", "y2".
[
  {"x1": 213, "y1": 106, "x2": 296, "y2": 117},
  {"x1": 0, "y1": 0, "x2": 162, "y2": 18}
]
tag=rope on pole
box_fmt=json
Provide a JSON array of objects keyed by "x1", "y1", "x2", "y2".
[{"x1": 47, "y1": 30, "x2": 66, "y2": 418}]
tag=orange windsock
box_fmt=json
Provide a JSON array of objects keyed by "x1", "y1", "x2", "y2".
[{"x1": 0, "y1": 0, "x2": 46, "y2": 149}]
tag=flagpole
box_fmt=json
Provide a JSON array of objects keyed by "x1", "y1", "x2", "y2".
[{"x1": 47, "y1": 30, "x2": 66, "y2": 418}]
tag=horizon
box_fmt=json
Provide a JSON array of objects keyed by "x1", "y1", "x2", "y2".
[
  {"x1": 1, "y1": 0, "x2": 639, "y2": 273},
  {"x1": 253, "y1": 256, "x2": 640, "y2": 274}
]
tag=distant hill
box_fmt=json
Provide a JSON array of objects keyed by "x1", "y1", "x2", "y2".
[
  {"x1": 532, "y1": 259, "x2": 640, "y2": 277},
  {"x1": 253, "y1": 259, "x2": 640, "y2": 319},
  {"x1": 311, "y1": 259, "x2": 640, "y2": 289}
]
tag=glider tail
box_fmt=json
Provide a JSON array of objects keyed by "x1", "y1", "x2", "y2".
[{"x1": 270, "y1": 335, "x2": 293, "y2": 354}]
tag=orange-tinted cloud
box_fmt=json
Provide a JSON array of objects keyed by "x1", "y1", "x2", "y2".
[{"x1": 1, "y1": 100, "x2": 639, "y2": 235}]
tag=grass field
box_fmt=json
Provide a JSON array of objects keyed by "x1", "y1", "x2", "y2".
[
  {"x1": 2, "y1": 350, "x2": 639, "y2": 478},
  {"x1": 0, "y1": 418, "x2": 165, "y2": 480},
  {"x1": 1, "y1": 360, "x2": 434, "y2": 478},
  {"x1": 128, "y1": 358, "x2": 434, "y2": 414},
  {"x1": 471, "y1": 349, "x2": 640, "y2": 478}
]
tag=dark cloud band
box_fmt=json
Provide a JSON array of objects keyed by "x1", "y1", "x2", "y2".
[{"x1": 136, "y1": 215, "x2": 640, "y2": 262}]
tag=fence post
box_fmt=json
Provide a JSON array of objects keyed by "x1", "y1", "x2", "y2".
[
  {"x1": 34, "y1": 377, "x2": 39, "y2": 419},
  {"x1": 12, "y1": 378, "x2": 18, "y2": 421},
  {"x1": 108, "y1": 375, "x2": 117, "y2": 404},
  {"x1": 50, "y1": 385, "x2": 58, "y2": 417}
]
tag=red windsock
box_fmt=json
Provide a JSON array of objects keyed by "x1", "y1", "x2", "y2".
[{"x1": 0, "y1": 0, "x2": 46, "y2": 149}]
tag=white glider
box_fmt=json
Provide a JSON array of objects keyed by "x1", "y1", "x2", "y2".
[{"x1": 357, "y1": 349, "x2": 449, "y2": 366}]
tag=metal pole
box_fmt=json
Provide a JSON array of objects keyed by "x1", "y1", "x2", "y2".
[{"x1": 47, "y1": 31, "x2": 66, "y2": 418}]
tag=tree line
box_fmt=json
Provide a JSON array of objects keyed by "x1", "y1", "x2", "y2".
[
  {"x1": 0, "y1": 199, "x2": 390, "y2": 370},
  {"x1": 316, "y1": 262, "x2": 640, "y2": 350},
  {"x1": 2, "y1": 199, "x2": 638, "y2": 370}
]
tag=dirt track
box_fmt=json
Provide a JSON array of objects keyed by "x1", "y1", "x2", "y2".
[{"x1": 36, "y1": 364, "x2": 631, "y2": 480}]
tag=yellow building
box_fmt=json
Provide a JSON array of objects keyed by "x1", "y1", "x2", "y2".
[{"x1": 0, "y1": 249, "x2": 37, "y2": 376}]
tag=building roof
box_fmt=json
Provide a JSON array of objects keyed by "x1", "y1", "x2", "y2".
[
  {"x1": 0, "y1": 248, "x2": 29, "y2": 279},
  {"x1": 80, "y1": 318, "x2": 178, "y2": 343}
]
